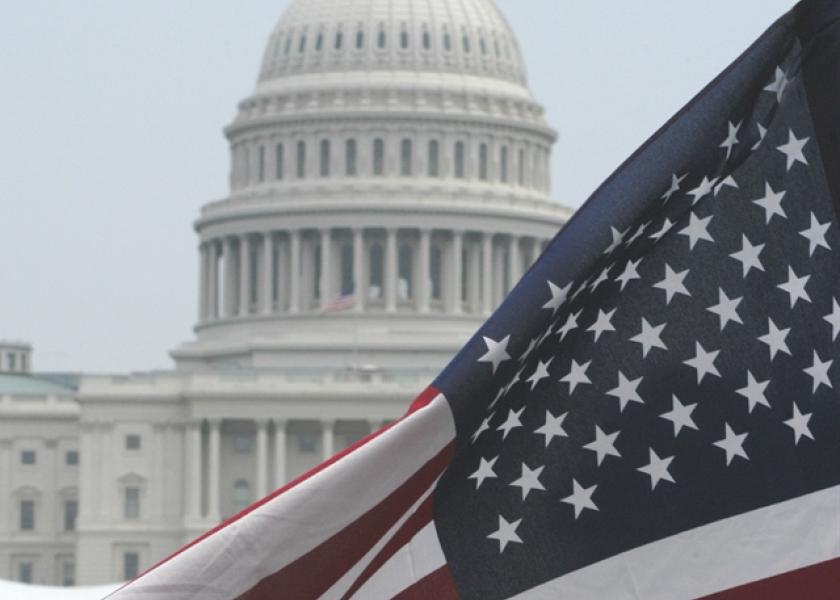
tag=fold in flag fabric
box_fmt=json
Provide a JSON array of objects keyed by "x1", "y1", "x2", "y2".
[{"x1": 109, "y1": 1, "x2": 840, "y2": 598}]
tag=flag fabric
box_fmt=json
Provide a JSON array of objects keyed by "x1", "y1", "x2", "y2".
[
  {"x1": 109, "y1": 1, "x2": 840, "y2": 598},
  {"x1": 323, "y1": 292, "x2": 356, "y2": 313}
]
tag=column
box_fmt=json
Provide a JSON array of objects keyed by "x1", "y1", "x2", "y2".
[
  {"x1": 223, "y1": 237, "x2": 236, "y2": 318},
  {"x1": 289, "y1": 230, "x2": 301, "y2": 313},
  {"x1": 493, "y1": 245, "x2": 505, "y2": 306},
  {"x1": 320, "y1": 229, "x2": 332, "y2": 310},
  {"x1": 261, "y1": 233, "x2": 274, "y2": 315},
  {"x1": 321, "y1": 419, "x2": 335, "y2": 461},
  {"x1": 482, "y1": 233, "x2": 494, "y2": 315},
  {"x1": 239, "y1": 236, "x2": 251, "y2": 316},
  {"x1": 418, "y1": 229, "x2": 431, "y2": 313},
  {"x1": 198, "y1": 243, "x2": 209, "y2": 322},
  {"x1": 451, "y1": 230, "x2": 463, "y2": 315},
  {"x1": 468, "y1": 240, "x2": 481, "y2": 314},
  {"x1": 207, "y1": 420, "x2": 221, "y2": 522},
  {"x1": 187, "y1": 422, "x2": 202, "y2": 521},
  {"x1": 508, "y1": 235, "x2": 522, "y2": 292},
  {"x1": 385, "y1": 228, "x2": 398, "y2": 312},
  {"x1": 207, "y1": 241, "x2": 219, "y2": 320},
  {"x1": 353, "y1": 228, "x2": 365, "y2": 311},
  {"x1": 274, "y1": 419, "x2": 287, "y2": 488},
  {"x1": 255, "y1": 421, "x2": 268, "y2": 499}
]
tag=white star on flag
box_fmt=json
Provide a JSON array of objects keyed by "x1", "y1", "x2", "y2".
[
  {"x1": 509, "y1": 463, "x2": 546, "y2": 500},
  {"x1": 784, "y1": 404, "x2": 814, "y2": 445},
  {"x1": 777, "y1": 129, "x2": 810, "y2": 171},
  {"x1": 607, "y1": 371, "x2": 644, "y2": 412},
  {"x1": 637, "y1": 449, "x2": 675, "y2": 490},
  {"x1": 487, "y1": 515, "x2": 523, "y2": 552},
  {"x1": 583, "y1": 425, "x2": 621, "y2": 466},
  {"x1": 714, "y1": 424, "x2": 749, "y2": 466},
  {"x1": 478, "y1": 335, "x2": 512, "y2": 373},
  {"x1": 561, "y1": 480, "x2": 598, "y2": 519},
  {"x1": 683, "y1": 342, "x2": 721, "y2": 384},
  {"x1": 659, "y1": 395, "x2": 698, "y2": 437},
  {"x1": 469, "y1": 456, "x2": 498, "y2": 489},
  {"x1": 533, "y1": 409, "x2": 568, "y2": 447}
]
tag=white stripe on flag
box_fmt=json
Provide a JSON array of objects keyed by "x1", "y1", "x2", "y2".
[
  {"x1": 512, "y1": 485, "x2": 840, "y2": 599},
  {"x1": 115, "y1": 393, "x2": 455, "y2": 600},
  {"x1": 348, "y1": 521, "x2": 448, "y2": 600},
  {"x1": 322, "y1": 479, "x2": 439, "y2": 599}
]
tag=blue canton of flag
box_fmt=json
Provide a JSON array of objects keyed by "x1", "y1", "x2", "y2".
[{"x1": 433, "y1": 0, "x2": 840, "y2": 597}]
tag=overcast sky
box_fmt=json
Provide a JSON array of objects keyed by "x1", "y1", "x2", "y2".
[{"x1": 0, "y1": 0, "x2": 797, "y2": 373}]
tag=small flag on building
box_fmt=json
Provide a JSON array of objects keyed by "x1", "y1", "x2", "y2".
[
  {"x1": 109, "y1": 1, "x2": 840, "y2": 597},
  {"x1": 323, "y1": 292, "x2": 356, "y2": 313}
]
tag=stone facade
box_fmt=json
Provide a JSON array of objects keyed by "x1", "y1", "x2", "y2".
[{"x1": 0, "y1": 0, "x2": 572, "y2": 586}]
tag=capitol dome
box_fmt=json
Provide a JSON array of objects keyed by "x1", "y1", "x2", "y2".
[
  {"x1": 257, "y1": 0, "x2": 528, "y2": 86},
  {"x1": 172, "y1": 0, "x2": 571, "y2": 373}
]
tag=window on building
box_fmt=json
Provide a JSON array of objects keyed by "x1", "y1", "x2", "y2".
[
  {"x1": 64, "y1": 499, "x2": 78, "y2": 532},
  {"x1": 284, "y1": 35, "x2": 292, "y2": 55},
  {"x1": 400, "y1": 139, "x2": 413, "y2": 176},
  {"x1": 494, "y1": 38, "x2": 501, "y2": 58},
  {"x1": 373, "y1": 139, "x2": 385, "y2": 176},
  {"x1": 313, "y1": 244, "x2": 322, "y2": 300},
  {"x1": 422, "y1": 30, "x2": 431, "y2": 50},
  {"x1": 8, "y1": 353, "x2": 17, "y2": 371},
  {"x1": 377, "y1": 27, "x2": 387, "y2": 49},
  {"x1": 276, "y1": 143, "x2": 285, "y2": 180},
  {"x1": 479, "y1": 143, "x2": 489, "y2": 181},
  {"x1": 500, "y1": 146, "x2": 509, "y2": 183},
  {"x1": 443, "y1": 30, "x2": 452, "y2": 51},
  {"x1": 400, "y1": 29, "x2": 409, "y2": 49},
  {"x1": 298, "y1": 433, "x2": 317, "y2": 453},
  {"x1": 320, "y1": 139, "x2": 331, "y2": 177},
  {"x1": 233, "y1": 479, "x2": 252, "y2": 513},
  {"x1": 454, "y1": 142, "x2": 466, "y2": 178},
  {"x1": 480, "y1": 36, "x2": 488, "y2": 56},
  {"x1": 20, "y1": 354, "x2": 27, "y2": 372},
  {"x1": 20, "y1": 500, "x2": 35, "y2": 531},
  {"x1": 125, "y1": 435, "x2": 141, "y2": 450},
  {"x1": 258, "y1": 145, "x2": 266, "y2": 183},
  {"x1": 335, "y1": 30, "x2": 343, "y2": 50},
  {"x1": 427, "y1": 140, "x2": 440, "y2": 177},
  {"x1": 398, "y1": 245, "x2": 413, "y2": 300},
  {"x1": 356, "y1": 28, "x2": 365, "y2": 49},
  {"x1": 463, "y1": 32, "x2": 471, "y2": 53},
  {"x1": 299, "y1": 33, "x2": 307, "y2": 53},
  {"x1": 242, "y1": 146, "x2": 251, "y2": 185},
  {"x1": 368, "y1": 244, "x2": 384, "y2": 300},
  {"x1": 315, "y1": 32, "x2": 324, "y2": 52},
  {"x1": 518, "y1": 148, "x2": 525, "y2": 186},
  {"x1": 65, "y1": 450, "x2": 79, "y2": 466},
  {"x1": 21, "y1": 450, "x2": 36, "y2": 465},
  {"x1": 233, "y1": 433, "x2": 252, "y2": 454},
  {"x1": 345, "y1": 139, "x2": 357, "y2": 176},
  {"x1": 296, "y1": 141, "x2": 306, "y2": 178},
  {"x1": 124, "y1": 487, "x2": 140, "y2": 520},
  {"x1": 18, "y1": 561, "x2": 33, "y2": 584},
  {"x1": 431, "y1": 246, "x2": 443, "y2": 300},
  {"x1": 123, "y1": 552, "x2": 140, "y2": 581},
  {"x1": 61, "y1": 560, "x2": 75, "y2": 586}
]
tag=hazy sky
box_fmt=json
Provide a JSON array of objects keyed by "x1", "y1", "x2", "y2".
[{"x1": 0, "y1": 0, "x2": 797, "y2": 373}]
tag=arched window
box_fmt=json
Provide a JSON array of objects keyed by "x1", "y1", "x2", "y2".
[
  {"x1": 430, "y1": 246, "x2": 442, "y2": 300},
  {"x1": 400, "y1": 139, "x2": 413, "y2": 176},
  {"x1": 398, "y1": 245, "x2": 413, "y2": 300},
  {"x1": 454, "y1": 141, "x2": 466, "y2": 178},
  {"x1": 299, "y1": 33, "x2": 307, "y2": 53},
  {"x1": 427, "y1": 140, "x2": 440, "y2": 177},
  {"x1": 373, "y1": 139, "x2": 385, "y2": 176},
  {"x1": 276, "y1": 143, "x2": 285, "y2": 180},
  {"x1": 315, "y1": 32, "x2": 324, "y2": 51},
  {"x1": 258, "y1": 145, "x2": 266, "y2": 183},
  {"x1": 462, "y1": 32, "x2": 471, "y2": 53},
  {"x1": 296, "y1": 141, "x2": 306, "y2": 179},
  {"x1": 356, "y1": 28, "x2": 365, "y2": 49},
  {"x1": 233, "y1": 480, "x2": 251, "y2": 513},
  {"x1": 400, "y1": 29, "x2": 409, "y2": 49},
  {"x1": 422, "y1": 29, "x2": 431, "y2": 50},
  {"x1": 320, "y1": 140, "x2": 331, "y2": 177},
  {"x1": 500, "y1": 146, "x2": 509, "y2": 183},
  {"x1": 480, "y1": 36, "x2": 488, "y2": 56},
  {"x1": 369, "y1": 244, "x2": 384, "y2": 299},
  {"x1": 479, "y1": 143, "x2": 489, "y2": 181},
  {"x1": 335, "y1": 30, "x2": 343, "y2": 50},
  {"x1": 377, "y1": 26, "x2": 387, "y2": 49},
  {"x1": 345, "y1": 139, "x2": 357, "y2": 176},
  {"x1": 443, "y1": 30, "x2": 452, "y2": 52},
  {"x1": 518, "y1": 148, "x2": 525, "y2": 185}
]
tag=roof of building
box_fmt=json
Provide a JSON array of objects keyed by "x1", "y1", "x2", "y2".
[
  {"x1": 0, "y1": 373, "x2": 77, "y2": 396},
  {"x1": 258, "y1": 0, "x2": 527, "y2": 86}
]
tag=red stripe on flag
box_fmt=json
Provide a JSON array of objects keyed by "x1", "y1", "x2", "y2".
[
  {"x1": 107, "y1": 385, "x2": 442, "y2": 599},
  {"x1": 391, "y1": 565, "x2": 460, "y2": 600},
  {"x1": 699, "y1": 556, "x2": 840, "y2": 599},
  {"x1": 341, "y1": 493, "x2": 435, "y2": 600},
  {"x1": 236, "y1": 441, "x2": 455, "y2": 599}
]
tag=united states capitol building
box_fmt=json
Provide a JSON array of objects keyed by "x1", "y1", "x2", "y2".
[{"x1": 0, "y1": 0, "x2": 571, "y2": 587}]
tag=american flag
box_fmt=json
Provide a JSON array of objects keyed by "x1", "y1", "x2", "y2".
[
  {"x1": 109, "y1": 1, "x2": 840, "y2": 598},
  {"x1": 323, "y1": 292, "x2": 356, "y2": 313}
]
